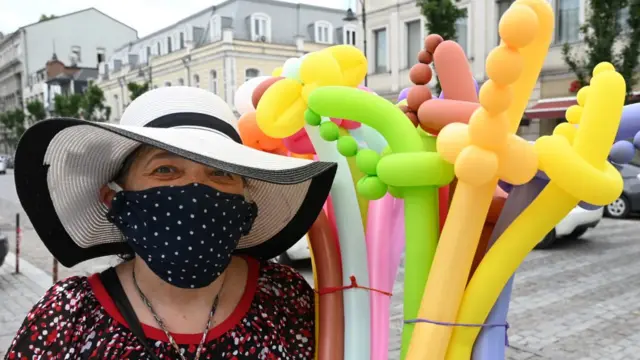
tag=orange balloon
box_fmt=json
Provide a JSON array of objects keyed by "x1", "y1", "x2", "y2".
[
  {"x1": 237, "y1": 111, "x2": 287, "y2": 154},
  {"x1": 290, "y1": 153, "x2": 314, "y2": 160}
]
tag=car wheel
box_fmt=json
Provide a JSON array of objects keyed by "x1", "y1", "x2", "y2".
[
  {"x1": 605, "y1": 195, "x2": 630, "y2": 219},
  {"x1": 535, "y1": 229, "x2": 557, "y2": 250},
  {"x1": 274, "y1": 252, "x2": 292, "y2": 265}
]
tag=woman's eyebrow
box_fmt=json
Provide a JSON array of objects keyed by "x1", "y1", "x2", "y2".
[{"x1": 143, "y1": 151, "x2": 181, "y2": 167}]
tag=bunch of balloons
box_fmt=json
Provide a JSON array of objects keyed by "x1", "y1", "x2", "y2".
[{"x1": 231, "y1": 0, "x2": 629, "y2": 359}]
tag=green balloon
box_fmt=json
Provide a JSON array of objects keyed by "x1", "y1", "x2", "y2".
[
  {"x1": 304, "y1": 109, "x2": 322, "y2": 126},
  {"x1": 356, "y1": 149, "x2": 380, "y2": 175},
  {"x1": 337, "y1": 136, "x2": 359, "y2": 157},
  {"x1": 388, "y1": 185, "x2": 403, "y2": 198},
  {"x1": 357, "y1": 176, "x2": 387, "y2": 200},
  {"x1": 319, "y1": 121, "x2": 340, "y2": 141}
]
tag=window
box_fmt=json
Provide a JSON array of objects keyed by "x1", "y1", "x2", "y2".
[
  {"x1": 167, "y1": 36, "x2": 173, "y2": 53},
  {"x1": 178, "y1": 78, "x2": 185, "y2": 86},
  {"x1": 496, "y1": 0, "x2": 514, "y2": 44},
  {"x1": 210, "y1": 70, "x2": 218, "y2": 94},
  {"x1": 455, "y1": 12, "x2": 469, "y2": 55},
  {"x1": 374, "y1": 28, "x2": 388, "y2": 73},
  {"x1": 96, "y1": 47, "x2": 105, "y2": 63},
  {"x1": 555, "y1": 0, "x2": 580, "y2": 43},
  {"x1": 164, "y1": 81, "x2": 172, "y2": 87},
  {"x1": 315, "y1": 21, "x2": 333, "y2": 44},
  {"x1": 71, "y1": 45, "x2": 81, "y2": 63},
  {"x1": 251, "y1": 13, "x2": 271, "y2": 41},
  {"x1": 405, "y1": 20, "x2": 421, "y2": 68},
  {"x1": 245, "y1": 68, "x2": 260, "y2": 82},
  {"x1": 344, "y1": 25, "x2": 357, "y2": 46},
  {"x1": 156, "y1": 42, "x2": 162, "y2": 55},
  {"x1": 179, "y1": 32, "x2": 185, "y2": 49},
  {"x1": 210, "y1": 16, "x2": 222, "y2": 41},
  {"x1": 146, "y1": 46, "x2": 151, "y2": 59},
  {"x1": 193, "y1": 74, "x2": 200, "y2": 88}
]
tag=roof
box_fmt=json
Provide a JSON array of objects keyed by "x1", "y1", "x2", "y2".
[
  {"x1": 113, "y1": 0, "x2": 346, "y2": 51},
  {"x1": 524, "y1": 91, "x2": 640, "y2": 120},
  {"x1": 46, "y1": 67, "x2": 99, "y2": 83}
]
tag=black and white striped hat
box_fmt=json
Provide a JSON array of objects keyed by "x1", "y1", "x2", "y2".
[{"x1": 14, "y1": 86, "x2": 336, "y2": 267}]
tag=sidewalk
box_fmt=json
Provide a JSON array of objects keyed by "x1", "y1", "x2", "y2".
[{"x1": 0, "y1": 253, "x2": 51, "y2": 358}]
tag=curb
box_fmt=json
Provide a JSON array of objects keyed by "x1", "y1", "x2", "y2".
[{"x1": 3, "y1": 252, "x2": 52, "y2": 290}]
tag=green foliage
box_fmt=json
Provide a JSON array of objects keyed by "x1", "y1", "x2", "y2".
[
  {"x1": 53, "y1": 93, "x2": 82, "y2": 118},
  {"x1": 416, "y1": 0, "x2": 467, "y2": 93},
  {"x1": 39, "y1": 14, "x2": 57, "y2": 22},
  {"x1": 52, "y1": 83, "x2": 111, "y2": 121},
  {"x1": 25, "y1": 99, "x2": 47, "y2": 124},
  {"x1": 562, "y1": 0, "x2": 640, "y2": 103},
  {"x1": 0, "y1": 109, "x2": 26, "y2": 148},
  {"x1": 127, "y1": 82, "x2": 150, "y2": 101}
]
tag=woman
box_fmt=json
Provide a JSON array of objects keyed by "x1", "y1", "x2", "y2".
[{"x1": 6, "y1": 87, "x2": 336, "y2": 359}]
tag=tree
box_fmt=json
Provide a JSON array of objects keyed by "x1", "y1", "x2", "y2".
[
  {"x1": 0, "y1": 109, "x2": 26, "y2": 148},
  {"x1": 79, "y1": 83, "x2": 111, "y2": 121},
  {"x1": 39, "y1": 14, "x2": 57, "y2": 22},
  {"x1": 52, "y1": 93, "x2": 82, "y2": 118},
  {"x1": 128, "y1": 82, "x2": 150, "y2": 101},
  {"x1": 417, "y1": 0, "x2": 467, "y2": 93},
  {"x1": 25, "y1": 99, "x2": 47, "y2": 125},
  {"x1": 562, "y1": 0, "x2": 640, "y2": 103}
]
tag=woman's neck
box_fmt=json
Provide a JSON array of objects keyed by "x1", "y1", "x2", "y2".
[{"x1": 130, "y1": 256, "x2": 226, "y2": 309}]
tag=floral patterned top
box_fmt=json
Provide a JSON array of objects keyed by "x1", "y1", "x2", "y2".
[{"x1": 5, "y1": 258, "x2": 315, "y2": 359}]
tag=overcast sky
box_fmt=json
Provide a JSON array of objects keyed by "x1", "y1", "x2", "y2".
[{"x1": 0, "y1": 0, "x2": 352, "y2": 37}]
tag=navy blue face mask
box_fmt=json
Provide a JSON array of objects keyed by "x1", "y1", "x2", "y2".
[{"x1": 106, "y1": 183, "x2": 258, "y2": 289}]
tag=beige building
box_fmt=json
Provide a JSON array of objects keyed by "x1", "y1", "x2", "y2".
[
  {"x1": 355, "y1": 0, "x2": 638, "y2": 138},
  {"x1": 96, "y1": 0, "x2": 354, "y2": 122}
]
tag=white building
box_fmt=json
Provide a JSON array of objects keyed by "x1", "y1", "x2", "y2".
[{"x1": 0, "y1": 7, "x2": 138, "y2": 114}]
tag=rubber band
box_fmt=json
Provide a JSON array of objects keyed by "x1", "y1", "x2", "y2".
[
  {"x1": 315, "y1": 275, "x2": 392, "y2": 297},
  {"x1": 404, "y1": 318, "x2": 510, "y2": 346}
]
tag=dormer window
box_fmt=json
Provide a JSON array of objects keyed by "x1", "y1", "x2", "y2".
[
  {"x1": 70, "y1": 45, "x2": 81, "y2": 63},
  {"x1": 314, "y1": 21, "x2": 333, "y2": 44},
  {"x1": 166, "y1": 36, "x2": 173, "y2": 53},
  {"x1": 156, "y1": 41, "x2": 162, "y2": 55},
  {"x1": 343, "y1": 24, "x2": 357, "y2": 46},
  {"x1": 210, "y1": 15, "x2": 222, "y2": 42},
  {"x1": 250, "y1": 13, "x2": 271, "y2": 42}
]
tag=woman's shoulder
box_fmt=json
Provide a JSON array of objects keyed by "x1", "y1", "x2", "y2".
[
  {"x1": 253, "y1": 260, "x2": 314, "y2": 306},
  {"x1": 32, "y1": 275, "x2": 96, "y2": 311}
]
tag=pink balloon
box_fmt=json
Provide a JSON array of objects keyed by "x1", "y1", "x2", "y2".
[
  {"x1": 282, "y1": 128, "x2": 315, "y2": 154},
  {"x1": 366, "y1": 194, "x2": 405, "y2": 360}
]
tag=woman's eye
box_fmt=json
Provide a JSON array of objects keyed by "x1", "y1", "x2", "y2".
[
  {"x1": 212, "y1": 169, "x2": 233, "y2": 178},
  {"x1": 153, "y1": 166, "x2": 176, "y2": 174}
]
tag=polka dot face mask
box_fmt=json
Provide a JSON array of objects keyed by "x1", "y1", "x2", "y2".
[{"x1": 106, "y1": 183, "x2": 258, "y2": 289}]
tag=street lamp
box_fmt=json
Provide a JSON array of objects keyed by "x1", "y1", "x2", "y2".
[{"x1": 344, "y1": 0, "x2": 367, "y2": 86}]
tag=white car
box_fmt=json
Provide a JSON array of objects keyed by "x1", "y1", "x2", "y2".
[
  {"x1": 275, "y1": 234, "x2": 311, "y2": 265},
  {"x1": 537, "y1": 206, "x2": 603, "y2": 249},
  {"x1": 0, "y1": 158, "x2": 7, "y2": 175}
]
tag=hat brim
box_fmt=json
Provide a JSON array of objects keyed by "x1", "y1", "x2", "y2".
[{"x1": 15, "y1": 118, "x2": 337, "y2": 267}]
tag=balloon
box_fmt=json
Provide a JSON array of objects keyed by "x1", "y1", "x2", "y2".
[
  {"x1": 407, "y1": 4, "x2": 544, "y2": 357},
  {"x1": 447, "y1": 63, "x2": 625, "y2": 359},
  {"x1": 282, "y1": 57, "x2": 302, "y2": 81},
  {"x1": 272, "y1": 67, "x2": 283, "y2": 77},
  {"x1": 614, "y1": 102, "x2": 640, "y2": 141},
  {"x1": 306, "y1": 87, "x2": 454, "y2": 360},
  {"x1": 367, "y1": 194, "x2": 405, "y2": 360},
  {"x1": 237, "y1": 111, "x2": 288, "y2": 155},
  {"x1": 439, "y1": 78, "x2": 480, "y2": 99},
  {"x1": 252, "y1": 76, "x2": 284, "y2": 109},
  {"x1": 609, "y1": 140, "x2": 636, "y2": 164},
  {"x1": 234, "y1": 75, "x2": 272, "y2": 115},
  {"x1": 283, "y1": 128, "x2": 315, "y2": 154},
  {"x1": 323, "y1": 45, "x2": 368, "y2": 87},
  {"x1": 398, "y1": 87, "x2": 410, "y2": 102},
  {"x1": 472, "y1": 180, "x2": 544, "y2": 360},
  {"x1": 436, "y1": 41, "x2": 478, "y2": 102},
  {"x1": 331, "y1": 86, "x2": 372, "y2": 130},
  {"x1": 308, "y1": 210, "x2": 345, "y2": 360}
]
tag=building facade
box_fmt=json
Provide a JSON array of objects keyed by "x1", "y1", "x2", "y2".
[
  {"x1": 0, "y1": 8, "x2": 138, "y2": 114},
  {"x1": 357, "y1": 0, "x2": 638, "y2": 138},
  {"x1": 97, "y1": 0, "x2": 356, "y2": 122}
]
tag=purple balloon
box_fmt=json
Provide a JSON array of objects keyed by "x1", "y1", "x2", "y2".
[
  {"x1": 439, "y1": 78, "x2": 480, "y2": 99},
  {"x1": 609, "y1": 140, "x2": 636, "y2": 164},
  {"x1": 615, "y1": 103, "x2": 640, "y2": 141},
  {"x1": 398, "y1": 87, "x2": 410, "y2": 102}
]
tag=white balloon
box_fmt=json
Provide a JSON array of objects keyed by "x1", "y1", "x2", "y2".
[{"x1": 234, "y1": 75, "x2": 271, "y2": 115}]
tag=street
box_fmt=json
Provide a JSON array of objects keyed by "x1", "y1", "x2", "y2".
[{"x1": 2, "y1": 169, "x2": 640, "y2": 359}]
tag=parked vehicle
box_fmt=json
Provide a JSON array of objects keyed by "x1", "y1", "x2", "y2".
[
  {"x1": 0, "y1": 232, "x2": 8, "y2": 267},
  {"x1": 275, "y1": 234, "x2": 311, "y2": 265},
  {"x1": 537, "y1": 206, "x2": 603, "y2": 249},
  {"x1": 0, "y1": 157, "x2": 7, "y2": 175},
  {"x1": 605, "y1": 163, "x2": 640, "y2": 219}
]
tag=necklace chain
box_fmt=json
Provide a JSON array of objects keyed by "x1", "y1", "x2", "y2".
[{"x1": 132, "y1": 267, "x2": 222, "y2": 360}]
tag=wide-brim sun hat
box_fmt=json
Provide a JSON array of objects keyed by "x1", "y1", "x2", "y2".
[{"x1": 14, "y1": 86, "x2": 337, "y2": 267}]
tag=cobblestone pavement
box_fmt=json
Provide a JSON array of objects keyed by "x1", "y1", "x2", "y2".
[{"x1": 3, "y1": 167, "x2": 640, "y2": 358}]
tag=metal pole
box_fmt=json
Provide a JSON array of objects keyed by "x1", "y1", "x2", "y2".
[
  {"x1": 15, "y1": 213, "x2": 20, "y2": 274},
  {"x1": 362, "y1": 0, "x2": 368, "y2": 86},
  {"x1": 52, "y1": 259, "x2": 59, "y2": 283}
]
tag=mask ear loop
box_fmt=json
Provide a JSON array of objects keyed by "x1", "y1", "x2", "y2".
[
  {"x1": 242, "y1": 178, "x2": 254, "y2": 203},
  {"x1": 107, "y1": 182, "x2": 124, "y2": 193}
]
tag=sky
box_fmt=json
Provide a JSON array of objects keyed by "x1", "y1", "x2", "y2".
[{"x1": 0, "y1": 0, "x2": 352, "y2": 37}]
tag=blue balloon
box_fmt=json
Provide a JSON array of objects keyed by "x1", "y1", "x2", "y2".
[
  {"x1": 615, "y1": 103, "x2": 640, "y2": 141},
  {"x1": 609, "y1": 140, "x2": 636, "y2": 164},
  {"x1": 398, "y1": 87, "x2": 410, "y2": 102}
]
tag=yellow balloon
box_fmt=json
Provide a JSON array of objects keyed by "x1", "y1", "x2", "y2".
[
  {"x1": 323, "y1": 45, "x2": 368, "y2": 87},
  {"x1": 272, "y1": 67, "x2": 283, "y2": 77},
  {"x1": 445, "y1": 63, "x2": 626, "y2": 359},
  {"x1": 255, "y1": 79, "x2": 306, "y2": 138},
  {"x1": 406, "y1": 2, "x2": 547, "y2": 359}
]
